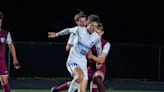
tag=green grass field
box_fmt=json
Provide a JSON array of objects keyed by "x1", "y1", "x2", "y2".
[{"x1": 0, "y1": 89, "x2": 161, "y2": 92}]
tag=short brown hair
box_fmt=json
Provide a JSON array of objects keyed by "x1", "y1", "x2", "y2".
[
  {"x1": 87, "y1": 14, "x2": 100, "y2": 23},
  {"x1": 74, "y1": 9, "x2": 87, "y2": 22}
]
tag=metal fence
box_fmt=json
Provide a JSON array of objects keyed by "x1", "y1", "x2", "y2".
[{"x1": 7, "y1": 42, "x2": 164, "y2": 82}]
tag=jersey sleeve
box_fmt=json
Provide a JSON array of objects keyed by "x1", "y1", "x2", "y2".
[
  {"x1": 57, "y1": 26, "x2": 78, "y2": 36},
  {"x1": 95, "y1": 37, "x2": 102, "y2": 56},
  {"x1": 102, "y1": 42, "x2": 111, "y2": 54},
  {"x1": 6, "y1": 32, "x2": 12, "y2": 44},
  {"x1": 67, "y1": 34, "x2": 76, "y2": 45}
]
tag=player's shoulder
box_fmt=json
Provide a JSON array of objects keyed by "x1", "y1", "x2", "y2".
[
  {"x1": 77, "y1": 26, "x2": 86, "y2": 30},
  {"x1": 104, "y1": 41, "x2": 111, "y2": 49},
  {"x1": 71, "y1": 26, "x2": 86, "y2": 31},
  {"x1": 93, "y1": 32, "x2": 101, "y2": 39},
  {"x1": 70, "y1": 26, "x2": 78, "y2": 29},
  {"x1": 102, "y1": 38, "x2": 111, "y2": 46},
  {"x1": 101, "y1": 38, "x2": 109, "y2": 43},
  {"x1": 106, "y1": 42, "x2": 111, "y2": 47},
  {"x1": 76, "y1": 26, "x2": 87, "y2": 33},
  {"x1": 0, "y1": 29, "x2": 9, "y2": 34},
  {"x1": 69, "y1": 26, "x2": 79, "y2": 32}
]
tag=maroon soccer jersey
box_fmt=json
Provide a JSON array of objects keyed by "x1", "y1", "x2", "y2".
[
  {"x1": 88, "y1": 39, "x2": 108, "y2": 78},
  {"x1": 0, "y1": 29, "x2": 8, "y2": 75}
]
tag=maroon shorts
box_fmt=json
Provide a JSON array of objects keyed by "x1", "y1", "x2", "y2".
[
  {"x1": 88, "y1": 65, "x2": 106, "y2": 80},
  {"x1": 0, "y1": 60, "x2": 8, "y2": 75}
]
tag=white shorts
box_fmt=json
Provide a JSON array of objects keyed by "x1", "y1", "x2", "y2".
[{"x1": 66, "y1": 59, "x2": 88, "y2": 80}]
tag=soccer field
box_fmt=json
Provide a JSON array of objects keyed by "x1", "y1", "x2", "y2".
[{"x1": 0, "y1": 89, "x2": 160, "y2": 92}]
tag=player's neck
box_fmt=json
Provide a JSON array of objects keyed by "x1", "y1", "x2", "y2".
[{"x1": 87, "y1": 29, "x2": 93, "y2": 34}]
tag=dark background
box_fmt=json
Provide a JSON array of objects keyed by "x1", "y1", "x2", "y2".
[
  {"x1": 1, "y1": 0, "x2": 164, "y2": 81},
  {"x1": 0, "y1": 0, "x2": 163, "y2": 44}
]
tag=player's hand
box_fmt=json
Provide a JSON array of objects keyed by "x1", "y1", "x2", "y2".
[
  {"x1": 96, "y1": 62, "x2": 102, "y2": 69},
  {"x1": 13, "y1": 60, "x2": 21, "y2": 69},
  {"x1": 66, "y1": 44, "x2": 73, "y2": 51},
  {"x1": 87, "y1": 50, "x2": 93, "y2": 59},
  {"x1": 48, "y1": 32, "x2": 57, "y2": 38}
]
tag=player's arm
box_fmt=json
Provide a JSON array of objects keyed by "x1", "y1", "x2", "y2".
[
  {"x1": 48, "y1": 27, "x2": 78, "y2": 38},
  {"x1": 66, "y1": 34, "x2": 75, "y2": 51},
  {"x1": 7, "y1": 32, "x2": 21, "y2": 69},
  {"x1": 89, "y1": 42, "x2": 111, "y2": 63},
  {"x1": 48, "y1": 28, "x2": 70, "y2": 38}
]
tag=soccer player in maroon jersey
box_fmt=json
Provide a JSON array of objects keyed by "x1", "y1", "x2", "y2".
[
  {"x1": 87, "y1": 23, "x2": 111, "y2": 92},
  {"x1": 0, "y1": 12, "x2": 21, "y2": 92}
]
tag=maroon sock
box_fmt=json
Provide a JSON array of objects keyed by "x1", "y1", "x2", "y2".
[
  {"x1": 90, "y1": 81, "x2": 97, "y2": 92},
  {"x1": 57, "y1": 82, "x2": 69, "y2": 91},
  {"x1": 3, "y1": 84, "x2": 11, "y2": 92},
  {"x1": 95, "y1": 76, "x2": 106, "y2": 92},
  {"x1": 91, "y1": 88, "x2": 97, "y2": 92}
]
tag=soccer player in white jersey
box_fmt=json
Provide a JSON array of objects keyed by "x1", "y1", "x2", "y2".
[
  {"x1": 50, "y1": 9, "x2": 87, "y2": 92},
  {"x1": 48, "y1": 14, "x2": 102, "y2": 92},
  {"x1": 66, "y1": 9, "x2": 87, "y2": 51}
]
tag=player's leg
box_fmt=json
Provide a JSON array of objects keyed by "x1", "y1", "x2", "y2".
[
  {"x1": 90, "y1": 80, "x2": 98, "y2": 92},
  {"x1": 68, "y1": 66, "x2": 84, "y2": 92},
  {"x1": 87, "y1": 65, "x2": 97, "y2": 92},
  {"x1": 78, "y1": 79, "x2": 87, "y2": 92},
  {"x1": 0, "y1": 61, "x2": 11, "y2": 92},
  {"x1": 51, "y1": 81, "x2": 71, "y2": 92},
  {"x1": 93, "y1": 70, "x2": 106, "y2": 92},
  {"x1": 78, "y1": 61, "x2": 89, "y2": 92},
  {"x1": 1, "y1": 75, "x2": 11, "y2": 92}
]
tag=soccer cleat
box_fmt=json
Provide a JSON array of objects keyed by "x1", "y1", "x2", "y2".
[{"x1": 51, "y1": 86, "x2": 58, "y2": 92}]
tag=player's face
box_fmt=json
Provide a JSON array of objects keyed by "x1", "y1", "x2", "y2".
[
  {"x1": 0, "y1": 19, "x2": 2, "y2": 28},
  {"x1": 87, "y1": 21, "x2": 99, "y2": 33},
  {"x1": 76, "y1": 17, "x2": 87, "y2": 27},
  {"x1": 95, "y1": 29, "x2": 104, "y2": 37}
]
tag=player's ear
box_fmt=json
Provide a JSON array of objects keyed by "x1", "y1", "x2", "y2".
[{"x1": 101, "y1": 31, "x2": 104, "y2": 36}]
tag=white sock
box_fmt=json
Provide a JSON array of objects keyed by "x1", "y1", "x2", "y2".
[{"x1": 68, "y1": 79, "x2": 79, "y2": 92}]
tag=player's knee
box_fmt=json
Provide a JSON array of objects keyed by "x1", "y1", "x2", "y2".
[
  {"x1": 80, "y1": 89, "x2": 86, "y2": 92},
  {"x1": 79, "y1": 86, "x2": 87, "y2": 92},
  {"x1": 94, "y1": 76, "x2": 103, "y2": 84},
  {"x1": 94, "y1": 71, "x2": 103, "y2": 77},
  {"x1": 93, "y1": 71, "x2": 104, "y2": 81},
  {"x1": 1, "y1": 79, "x2": 9, "y2": 85},
  {"x1": 75, "y1": 74, "x2": 84, "y2": 83},
  {"x1": 74, "y1": 67, "x2": 84, "y2": 83}
]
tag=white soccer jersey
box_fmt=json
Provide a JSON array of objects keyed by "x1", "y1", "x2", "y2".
[
  {"x1": 58, "y1": 26, "x2": 102, "y2": 62},
  {"x1": 67, "y1": 26, "x2": 78, "y2": 45},
  {"x1": 102, "y1": 42, "x2": 111, "y2": 54},
  {"x1": 57, "y1": 26, "x2": 102, "y2": 80},
  {"x1": 6, "y1": 32, "x2": 12, "y2": 44},
  {"x1": 67, "y1": 34, "x2": 75, "y2": 45}
]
